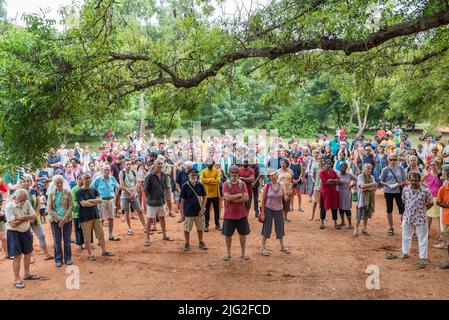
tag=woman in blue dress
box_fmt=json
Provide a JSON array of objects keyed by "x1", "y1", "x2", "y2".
[{"x1": 373, "y1": 145, "x2": 387, "y2": 188}]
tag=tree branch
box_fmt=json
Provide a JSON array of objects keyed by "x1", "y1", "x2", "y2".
[
  {"x1": 390, "y1": 46, "x2": 449, "y2": 66},
  {"x1": 108, "y1": 9, "x2": 449, "y2": 91}
]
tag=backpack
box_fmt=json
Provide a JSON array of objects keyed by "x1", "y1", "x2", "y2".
[
  {"x1": 224, "y1": 179, "x2": 244, "y2": 194},
  {"x1": 120, "y1": 169, "x2": 136, "y2": 183}
]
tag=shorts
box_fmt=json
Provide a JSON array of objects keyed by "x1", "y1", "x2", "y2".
[
  {"x1": 184, "y1": 215, "x2": 205, "y2": 232},
  {"x1": 39, "y1": 208, "x2": 46, "y2": 216},
  {"x1": 121, "y1": 197, "x2": 141, "y2": 212},
  {"x1": 356, "y1": 206, "x2": 372, "y2": 220},
  {"x1": 174, "y1": 190, "x2": 180, "y2": 203},
  {"x1": 0, "y1": 221, "x2": 5, "y2": 232},
  {"x1": 245, "y1": 197, "x2": 252, "y2": 210},
  {"x1": 165, "y1": 190, "x2": 172, "y2": 202},
  {"x1": 427, "y1": 197, "x2": 439, "y2": 218},
  {"x1": 293, "y1": 182, "x2": 302, "y2": 190},
  {"x1": 147, "y1": 205, "x2": 167, "y2": 219},
  {"x1": 312, "y1": 190, "x2": 320, "y2": 203},
  {"x1": 80, "y1": 219, "x2": 105, "y2": 243},
  {"x1": 7, "y1": 230, "x2": 33, "y2": 256},
  {"x1": 99, "y1": 199, "x2": 115, "y2": 219},
  {"x1": 222, "y1": 218, "x2": 250, "y2": 237}
]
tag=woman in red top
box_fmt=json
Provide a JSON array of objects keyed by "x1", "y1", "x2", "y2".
[{"x1": 319, "y1": 159, "x2": 341, "y2": 230}]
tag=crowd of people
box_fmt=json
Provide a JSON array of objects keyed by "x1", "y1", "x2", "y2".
[{"x1": 2, "y1": 127, "x2": 449, "y2": 289}]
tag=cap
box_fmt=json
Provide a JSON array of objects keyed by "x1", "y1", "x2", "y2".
[
  {"x1": 136, "y1": 156, "x2": 143, "y2": 161},
  {"x1": 149, "y1": 152, "x2": 158, "y2": 158},
  {"x1": 187, "y1": 168, "x2": 198, "y2": 175}
]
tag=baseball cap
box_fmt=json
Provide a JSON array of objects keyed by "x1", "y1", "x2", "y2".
[{"x1": 187, "y1": 168, "x2": 198, "y2": 175}]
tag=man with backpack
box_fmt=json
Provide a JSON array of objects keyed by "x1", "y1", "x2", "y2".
[
  {"x1": 222, "y1": 165, "x2": 250, "y2": 261},
  {"x1": 179, "y1": 168, "x2": 208, "y2": 252},
  {"x1": 119, "y1": 159, "x2": 146, "y2": 236}
]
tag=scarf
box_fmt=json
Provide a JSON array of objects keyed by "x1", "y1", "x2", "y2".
[{"x1": 363, "y1": 174, "x2": 375, "y2": 218}]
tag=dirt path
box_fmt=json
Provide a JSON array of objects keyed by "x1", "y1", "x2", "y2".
[{"x1": 1, "y1": 190, "x2": 449, "y2": 300}]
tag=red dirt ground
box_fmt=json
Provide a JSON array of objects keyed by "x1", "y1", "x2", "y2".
[{"x1": 1, "y1": 190, "x2": 449, "y2": 300}]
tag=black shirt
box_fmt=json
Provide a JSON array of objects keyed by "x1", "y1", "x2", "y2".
[
  {"x1": 76, "y1": 187, "x2": 100, "y2": 223},
  {"x1": 180, "y1": 181, "x2": 206, "y2": 217},
  {"x1": 144, "y1": 172, "x2": 166, "y2": 207}
]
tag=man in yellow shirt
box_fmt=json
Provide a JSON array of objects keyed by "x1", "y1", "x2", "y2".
[
  {"x1": 380, "y1": 134, "x2": 396, "y2": 154},
  {"x1": 200, "y1": 158, "x2": 221, "y2": 232}
]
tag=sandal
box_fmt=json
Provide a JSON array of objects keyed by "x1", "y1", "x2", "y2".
[
  {"x1": 241, "y1": 255, "x2": 250, "y2": 260},
  {"x1": 127, "y1": 230, "x2": 134, "y2": 236},
  {"x1": 319, "y1": 223, "x2": 325, "y2": 229},
  {"x1": 352, "y1": 232, "x2": 358, "y2": 237},
  {"x1": 280, "y1": 247, "x2": 290, "y2": 254},
  {"x1": 101, "y1": 251, "x2": 114, "y2": 257},
  {"x1": 14, "y1": 280, "x2": 25, "y2": 289},
  {"x1": 347, "y1": 225, "x2": 354, "y2": 229},
  {"x1": 182, "y1": 244, "x2": 190, "y2": 252},
  {"x1": 199, "y1": 241, "x2": 208, "y2": 250},
  {"x1": 418, "y1": 259, "x2": 428, "y2": 269},
  {"x1": 223, "y1": 254, "x2": 231, "y2": 261},
  {"x1": 362, "y1": 230, "x2": 370, "y2": 236},
  {"x1": 439, "y1": 262, "x2": 449, "y2": 269},
  {"x1": 388, "y1": 228, "x2": 394, "y2": 236},
  {"x1": 433, "y1": 242, "x2": 446, "y2": 249},
  {"x1": 163, "y1": 236, "x2": 174, "y2": 241},
  {"x1": 23, "y1": 274, "x2": 41, "y2": 280},
  {"x1": 260, "y1": 248, "x2": 270, "y2": 256},
  {"x1": 385, "y1": 253, "x2": 398, "y2": 260},
  {"x1": 144, "y1": 240, "x2": 151, "y2": 247},
  {"x1": 400, "y1": 253, "x2": 409, "y2": 260},
  {"x1": 44, "y1": 256, "x2": 54, "y2": 261},
  {"x1": 109, "y1": 236, "x2": 121, "y2": 241},
  {"x1": 88, "y1": 255, "x2": 96, "y2": 261}
]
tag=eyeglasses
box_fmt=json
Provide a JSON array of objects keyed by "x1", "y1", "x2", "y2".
[{"x1": 389, "y1": 159, "x2": 397, "y2": 161}]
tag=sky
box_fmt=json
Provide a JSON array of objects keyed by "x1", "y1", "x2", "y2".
[
  {"x1": 5, "y1": 0, "x2": 265, "y2": 26},
  {"x1": 6, "y1": 0, "x2": 75, "y2": 24}
]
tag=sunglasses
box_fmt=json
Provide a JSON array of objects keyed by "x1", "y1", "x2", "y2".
[{"x1": 389, "y1": 159, "x2": 397, "y2": 161}]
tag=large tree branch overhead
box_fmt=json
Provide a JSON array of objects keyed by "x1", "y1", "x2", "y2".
[{"x1": 110, "y1": 10, "x2": 449, "y2": 90}]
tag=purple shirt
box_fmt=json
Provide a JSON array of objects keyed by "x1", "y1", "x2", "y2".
[{"x1": 264, "y1": 183, "x2": 284, "y2": 211}]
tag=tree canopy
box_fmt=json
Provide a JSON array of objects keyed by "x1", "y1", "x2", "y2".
[{"x1": 1, "y1": 0, "x2": 449, "y2": 169}]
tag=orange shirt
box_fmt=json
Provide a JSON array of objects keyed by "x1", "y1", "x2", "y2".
[{"x1": 437, "y1": 184, "x2": 449, "y2": 225}]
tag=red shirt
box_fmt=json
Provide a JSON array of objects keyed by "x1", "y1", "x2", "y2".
[
  {"x1": 377, "y1": 129, "x2": 386, "y2": 139},
  {"x1": 238, "y1": 167, "x2": 255, "y2": 196},
  {"x1": 223, "y1": 181, "x2": 248, "y2": 220}
]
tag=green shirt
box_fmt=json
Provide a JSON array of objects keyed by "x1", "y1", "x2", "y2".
[
  {"x1": 71, "y1": 185, "x2": 80, "y2": 219},
  {"x1": 54, "y1": 192, "x2": 65, "y2": 217}
]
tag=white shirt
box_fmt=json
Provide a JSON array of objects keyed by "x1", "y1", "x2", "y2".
[{"x1": 5, "y1": 200, "x2": 36, "y2": 232}]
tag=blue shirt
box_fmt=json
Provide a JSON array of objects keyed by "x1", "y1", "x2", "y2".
[
  {"x1": 329, "y1": 140, "x2": 340, "y2": 155},
  {"x1": 92, "y1": 176, "x2": 119, "y2": 199}
]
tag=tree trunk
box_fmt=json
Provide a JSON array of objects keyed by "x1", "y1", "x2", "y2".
[{"x1": 139, "y1": 95, "x2": 146, "y2": 134}]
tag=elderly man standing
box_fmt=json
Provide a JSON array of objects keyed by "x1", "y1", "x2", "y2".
[
  {"x1": 92, "y1": 165, "x2": 120, "y2": 241},
  {"x1": 200, "y1": 158, "x2": 221, "y2": 232},
  {"x1": 5, "y1": 189, "x2": 40, "y2": 289},
  {"x1": 77, "y1": 174, "x2": 114, "y2": 261},
  {"x1": 180, "y1": 168, "x2": 208, "y2": 251},
  {"x1": 144, "y1": 159, "x2": 173, "y2": 246}
]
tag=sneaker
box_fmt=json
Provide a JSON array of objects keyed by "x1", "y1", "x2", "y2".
[
  {"x1": 182, "y1": 243, "x2": 190, "y2": 252},
  {"x1": 66, "y1": 260, "x2": 73, "y2": 265},
  {"x1": 55, "y1": 261, "x2": 63, "y2": 268},
  {"x1": 199, "y1": 241, "x2": 208, "y2": 250},
  {"x1": 204, "y1": 226, "x2": 209, "y2": 232},
  {"x1": 215, "y1": 225, "x2": 222, "y2": 231}
]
